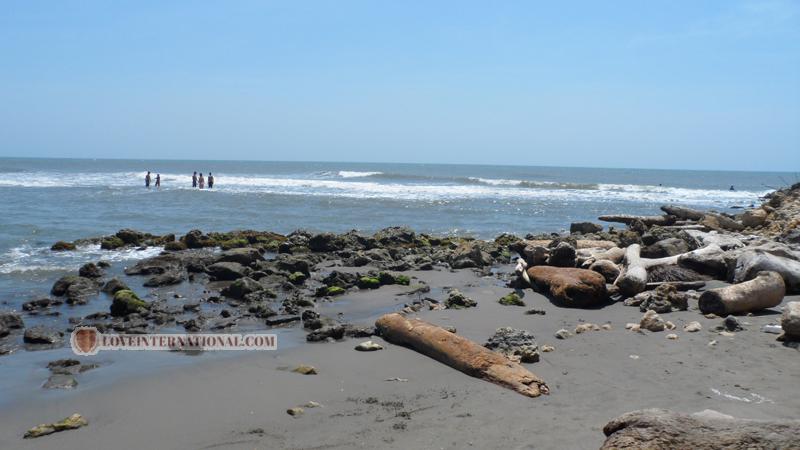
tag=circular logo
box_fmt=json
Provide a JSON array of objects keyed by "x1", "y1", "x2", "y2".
[{"x1": 71, "y1": 327, "x2": 99, "y2": 355}]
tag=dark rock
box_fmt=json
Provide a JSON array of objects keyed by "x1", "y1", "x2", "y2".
[
  {"x1": 0, "y1": 324, "x2": 8, "y2": 338},
  {"x1": 265, "y1": 315, "x2": 300, "y2": 326},
  {"x1": 63, "y1": 278, "x2": 99, "y2": 304},
  {"x1": 110, "y1": 290, "x2": 149, "y2": 316},
  {"x1": 206, "y1": 262, "x2": 248, "y2": 281},
  {"x1": 78, "y1": 263, "x2": 103, "y2": 279},
  {"x1": 164, "y1": 241, "x2": 188, "y2": 251},
  {"x1": 242, "y1": 289, "x2": 277, "y2": 303},
  {"x1": 216, "y1": 248, "x2": 265, "y2": 266},
  {"x1": 720, "y1": 315, "x2": 744, "y2": 332},
  {"x1": 23, "y1": 326, "x2": 63, "y2": 345},
  {"x1": 450, "y1": 243, "x2": 493, "y2": 269},
  {"x1": 638, "y1": 284, "x2": 689, "y2": 313},
  {"x1": 222, "y1": 277, "x2": 263, "y2": 299},
  {"x1": 115, "y1": 229, "x2": 145, "y2": 245},
  {"x1": 343, "y1": 324, "x2": 376, "y2": 338},
  {"x1": 51, "y1": 241, "x2": 76, "y2": 251},
  {"x1": 43, "y1": 374, "x2": 78, "y2": 390},
  {"x1": 182, "y1": 229, "x2": 215, "y2": 248},
  {"x1": 275, "y1": 255, "x2": 311, "y2": 275},
  {"x1": 374, "y1": 226, "x2": 416, "y2": 246},
  {"x1": 589, "y1": 260, "x2": 620, "y2": 283},
  {"x1": 23, "y1": 298, "x2": 63, "y2": 312},
  {"x1": 445, "y1": 289, "x2": 477, "y2": 309},
  {"x1": 143, "y1": 270, "x2": 185, "y2": 287},
  {"x1": 547, "y1": 242, "x2": 576, "y2": 267},
  {"x1": 641, "y1": 238, "x2": 689, "y2": 259},
  {"x1": 101, "y1": 236, "x2": 125, "y2": 250},
  {"x1": 124, "y1": 254, "x2": 182, "y2": 275},
  {"x1": 647, "y1": 265, "x2": 707, "y2": 283},
  {"x1": 484, "y1": 327, "x2": 539, "y2": 363},
  {"x1": 677, "y1": 245, "x2": 728, "y2": 278},
  {"x1": 101, "y1": 278, "x2": 130, "y2": 295},
  {"x1": 570, "y1": 222, "x2": 603, "y2": 234},
  {"x1": 0, "y1": 311, "x2": 24, "y2": 329},
  {"x1": 306, "y1": 324, "x2": 345, "y2": 342},
  {"x1": 322, "y1": 270, "x2": 358, "y2": 289},
  {"x1": 248, "y1": 303, "x2": 277, "y2": 318}
]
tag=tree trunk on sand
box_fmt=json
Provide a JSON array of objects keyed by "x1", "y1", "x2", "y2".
[
  {"x1": 598, "y1": 214, "x2": 675, "y2": 227},
  {"x1": 699, "y1": 271, "x2": 785, "y2": 315},
  {"x1": 660, "y1": 204, "x2": 705, "y2": 221},
  {"x1": 615, "y1": 244, "x2": 694, "y2": 297},
  {"x1": 375, "y1": 313, "x2": 549, "y2": 398},
  {"x1": 601, "y1": 408, "x2": 800, "y2": 450}
]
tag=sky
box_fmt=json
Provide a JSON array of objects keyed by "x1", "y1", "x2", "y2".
[{"x1": 0, "y1": 1, "x2": 798, "y2": 171}]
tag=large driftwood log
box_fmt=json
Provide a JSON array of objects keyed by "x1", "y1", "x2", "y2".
[
  {"x1": 614, "y1": 244, "x2": 686, "y2": 296},
  {"x1": 660, "y1": 204, "x2": 705, "y2": 220},
  {"x1": 699, "y1": 271, "x2": 785, "y2": 315},
  {"x1": 598, "y1": 214, "x2": 675, "y2": 227},
  {"x1": 520, "y1": 239, "x2": 616, "y2": 250},
  {"x1": 601, "y1": 408, "x2": 800, "y2": 450},
  {"x1": 375, "y1": 313, "x2": 549, "y2": 398}
]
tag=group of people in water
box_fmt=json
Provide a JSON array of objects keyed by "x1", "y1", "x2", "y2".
[{"x1": 144, "y1": 171, "x2": 216, "y2": 189}]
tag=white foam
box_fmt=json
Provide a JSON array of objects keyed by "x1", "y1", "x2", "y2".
[
  {"x1": 0, "y1": 244, "x2": 163, "y2": 274},
  {"x1": 337, "y1": 171, "x2": 383, "y2": 178},
  {"x1": 0, "y1": 170, "x2": 769, "y2": 205}
]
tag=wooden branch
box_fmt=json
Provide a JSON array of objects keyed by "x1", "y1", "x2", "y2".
[
  {"x1": 602, "y1": 408, "x2": 800, "y2": 449},
  {"x1": 699, "y1": 271, "x2": 785, "y2": 315},
  {"x1": 520, "y1": 239, "x2": 616, "y2": 250},
  {"x1": 598, "y1": 214, "x2": 675, "y2": 227},
  {"x1": 660, "y1": 205, "x2": 705, "y2": 221},
  {"x1": 615, "y1": 244, "x2": 701, "y2": 296},
  {"x1": 375, "y1": 313, "x2": 549, "y2": 398}
]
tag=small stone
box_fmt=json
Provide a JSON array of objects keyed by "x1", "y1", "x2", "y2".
[
  {"x1": 629, "y1": 355, "x2": 639, "y2": 360},
  {"x1": 443, "y1": 326, "x2": 457, "y2": 333},
  {"x1": 684, "y1": 321, "x2": 702, "y2": 332},
  {"x1": 292, "y1": 364, "x2": 317, "y2": 375},
  {"x1": 524, "y1": 308, "x2": 546, "y2": 315},
  {"x1": 304, "y1": 401, "x2": 322, "y2": 408},
  {"x1": 286, "y1": 407, "x2": 304, "y2": 417},
  {"x1": 640, "y1": 310, "x2": 666, "y2": 332},
  {"x1": 708, "y1": 340, "x2": 718, "y2": 347},
  {"x1": 720, "y1": 316, "x2": 743, "y2": 332},
  {"x1": 541, "y1": 345, "x2": 555, "y2": 352},
  {"x1": 705, "y1": 313, "x2": 718, "y2": 319},
  {"x1": 555, "y1": 329, "x2": 572, "y2": 339},
  {"x1": 445, "y1": 289, "x2": 477, "y2": 309},
  {"x1": 498, "y1": 292, "x2": 525, "y2": 306},
  {"x1": 601, "y1": 324, "x2": 612, "y2": 331},
  {"x1": 43, "y1": 374, "x2": 78, "y2": 390},
  {"x1": 719, "y1": 331, "x2": 735, "y2": 337},
  {"x1": 574, "y1": 323, "x2": 595, "y2": 334},
  {"x1": 665, "y1": 321, "x2": 676, "y2": 330},
  {"x1": 354, "y1": 340, "x2": 383, "y2": 352},
  {"x1": 666, "y1": 333, "x2": 678, "y2": 340},
  {"x1": 625, "y1": 323, "x2": 638, "y2": 330}
]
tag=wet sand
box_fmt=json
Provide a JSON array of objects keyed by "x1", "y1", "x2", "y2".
[{"x1": 1, "y1": 267, "x2": 797, "y2": 449}]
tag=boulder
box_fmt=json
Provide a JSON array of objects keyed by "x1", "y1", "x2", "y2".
[
  {"x1": 781, "y1": 301, "x2": 800, "y2": 340},
  {"x1": 143, "y1": 270, "x2": 185, "y2": 287},
  {"x1": 206, "y1": 262, "x2": 248, "y2": 281},
  {"x1": 124, "y1": 254, "x2": 182, "y2": 275},
  {"x1": 526, "y1": 266, "x2": 608, "y2": 308},
  {"x1": 640, "y1": 310, "x2": 666, "y2": 332},
  {"x1": 23, "y1": 326, "x2": 63, "y2": 345},
  {"x1": 22, "y1": 298, "x2": 62, "y2": 311},
  {"x1": 445, "y1": 289, "x2": 477, "y2": 309},
  {"x1": 182, "y1": 229, "x2": 215, "y2": 248},
  {"x1": 450, "y1": 243, "x2": 493, "y2": 269},
  {"x1": 570, "y1": 222, "x2": 603, "y2": 234},
  {"x1": 0, "y1": 311, "x2": 24, "y2": 329},
  {"x1": 62, "y1": 277, "x2": 99, "y2": 304},
  {"x1": 115, "y1": 228, "x2": 145, "y2": 245},
  {"x1": 100, "y1": 236, "x2": 125, "y2": 250},
  {"x1": 373, "y1": 226, "x2": 416, "y2": 246},
  {"x1": 222, "y1": 277, "x2": 263, "y2": 299},
  {"x1": 215, "y1": 248, "x2": 264, "y2": 266},
  {"x1": 589, "y1": 260, "x2": 620, "y2": 283},
  {"x1": 641, "y1": 238, "x2": 689, "y2": 259},
  {"x1": 547, "y1": 242, "x2": 576, "y2": 267},
  {"x1": 677, "y1": 244, "x2": 727, "y2": 278},
  {"x1": 732, "y1": 250, "x2": 800, "y2": 293},
  {"x1": 110, "y1": 290, "x2": 149, "y2": 316},
  {"x1": 740, "y1": 208, "x2": 768, "y2": 228},
  {"x1": 322, "y1": 270, "x2": 359, "y2": 289},
  {"x1": 101, "y1": 278, "x2": 130, "y2": 295},
  {"x1": 50, "y1": 241, "x2": 76, "y2": 251},
  {"x1": 519, "y1": 245, "x2": 549, "y2": 267},
  {"x1": 484, "y1": 327, "x2": 539, "y2": 363},
  {"x1": 275, "y1": 255, "x2": 311, "y2": 275}
]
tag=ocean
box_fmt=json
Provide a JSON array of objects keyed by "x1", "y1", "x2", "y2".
[{"x1": 0, "y1": 157, "x2": 791, "y2": 402}]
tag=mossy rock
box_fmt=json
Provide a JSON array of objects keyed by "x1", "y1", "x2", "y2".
[
  {"x1": 100, "y1": 236, "x2": 125, "y2": 250},
  {"x1": 378, "y1": 272, "x2": 411, "y2": 286},
  {"x1": 288, "y1": 272, "x2": 307, "y2": 285},
  {"x1": 110, "y1": 290, "x2": 149, "y2": 316},
  {"x1": 498, "y1": 292, "x2": 525, "y2": 306},
  {"x1": 394, "y1": 275, "x2": 411, "y2": 286},
  {"x1": 324, "y1": 286, "x2": 346, "y2": 296},
  {"x1": 358, "y1": 276, "x2": 381, "y2": 289},
  {"x1": 164, "y1": 241, "x2": 188, "y2": 251},
  {"x1": 51, "y1": 241, "x2": 76, "y2": 251},
  {"x1": 218, "y1": 238, "x2": 249, "y2": 250}
]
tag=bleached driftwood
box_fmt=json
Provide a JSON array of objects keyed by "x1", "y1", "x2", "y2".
[
  {"x1": 598, "y1": 214, "x2": 675, "y2": 227},
  {"x1": 375, "y1": 313, "x2": 549, "y2": 398},
  {"x1": 520, "y1": 239, "x2": 616, "y2": 250},
  {"x1": 614, "y1": 244, "x2": 687, "y2": 296},
  {"x1": 601, "y1": 408, "x2": 800, "y2": 450},
  {"x1": 698, "y1": 271, "x2": 785, "y2": 315},
  {"x1": 660, "y1": 205, "x2": 705, "y2": 221}
]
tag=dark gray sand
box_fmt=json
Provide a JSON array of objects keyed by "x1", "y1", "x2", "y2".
[{"x1": 1, "y1": 268, "x2": 798, "y2": 449}]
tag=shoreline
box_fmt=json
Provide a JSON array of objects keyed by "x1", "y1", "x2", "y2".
[{"x1": 0, "y1": 184, "x2": 798, "y2": 448}]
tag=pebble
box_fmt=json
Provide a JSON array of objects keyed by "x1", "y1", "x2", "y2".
[
  {"x1": 541, "y1": 345, "x2": 555, "y2": 352},
  {"x1": 708, "y1": 340, "x2": 718, "y2": 347},
  {"x1": 286, "y1": 407, "x2": 304, "y2": 417},
  {"x1": 684, "y1": 321, "x2": 702, "y2": 332},
  {"x1": 555, "y1": 329, "x2": 572, "y2": 339},
  {"x1": 666, "y1": 333, "x2": 678, "y2": 340},
  {"x1": 601, "y1": 324, "x2": 612, "y2": 331},
  {"x1": 304, "y1": 401, "x2": 321, "y2": 408},
  {"x1": 354, "y1": 340, "x2": 384, "y2": 352},
  {"x1": 292, "y1": 364, "x2": 318, "y2": 375}
]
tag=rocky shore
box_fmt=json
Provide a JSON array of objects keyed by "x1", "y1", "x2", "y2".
[{"x1": 1, "y1": 183, "x2": 799, "y2": 449}]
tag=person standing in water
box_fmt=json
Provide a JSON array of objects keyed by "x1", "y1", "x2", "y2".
[
  {"x1": 145, "y1": 171, "x2": 151, "y2": 188},
  {"x1": 192, "y1": 171, "x2": 197, "y2": 188},
  {"x1": 155, "y1": 174, "x2": 161, "y2": 188},
  {"x1": 208, "y1": 172, "x2": 214, "y2": 189},
  {"x1": 198, "y1": 173, "x2": 205, "y2": 189}
]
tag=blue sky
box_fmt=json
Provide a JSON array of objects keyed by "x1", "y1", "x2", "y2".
[{"x1": 0, "y1": 1, "x2": 798, "y2": 171}]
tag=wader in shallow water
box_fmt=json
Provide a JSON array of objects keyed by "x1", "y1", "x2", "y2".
[{"x1": 145, "y1": 172, "x2": 151, "y2": 188}]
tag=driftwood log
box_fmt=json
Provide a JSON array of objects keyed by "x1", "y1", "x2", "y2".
[
  {"x1": 614, "y1": 244, "x2": 687, "y2": 296},
  {"x1": 699, "y1": 271, "x2": 785, "y2": 315},
  {"x1": 660, "y1": 204, "x2": 705, "y2": 220},
  {"x1": 375, "y1": 313, "x2": 549, "y2": 398},
  {"x1": 601, "y1": 408, "x2": 800, "y2": 449},
  {"x1": 598, "y1": 214, "x2": 675, "y2": 227},
  {"x1": 520, "y1": 239, "x2": 616, "y2": 250}
]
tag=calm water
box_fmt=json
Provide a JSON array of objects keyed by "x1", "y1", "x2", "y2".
[{"x1": 0, "y1": 157, "x2": 791, "y2": 403}]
